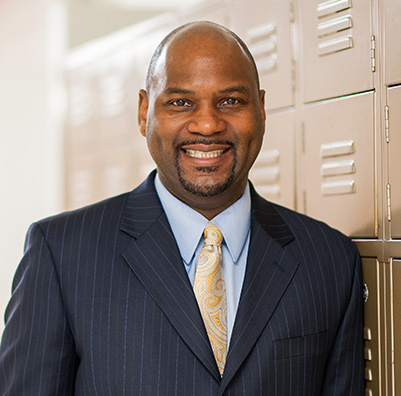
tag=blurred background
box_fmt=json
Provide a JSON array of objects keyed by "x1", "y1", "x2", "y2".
[
  {"x1": 0, "y1": 0, "x2": 205, "y2": 336},
  {"x1": 1, "y1": 1, "x2": 400, "y2": 393}
]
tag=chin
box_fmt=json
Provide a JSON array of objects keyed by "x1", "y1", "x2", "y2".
[{"x1": 179, "y1": 175, "x2": 234, "y2": 197}]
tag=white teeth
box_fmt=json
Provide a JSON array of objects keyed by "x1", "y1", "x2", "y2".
[{"x1": 185, "y1": 149, "x2": 225, "y2": 159}]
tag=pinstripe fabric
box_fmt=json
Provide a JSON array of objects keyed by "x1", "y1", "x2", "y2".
[{"x1": 0, "y1": 171, "x2": 364, "y2": 395}]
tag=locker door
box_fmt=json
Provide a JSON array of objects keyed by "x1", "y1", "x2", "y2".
[
  {"x1": 178, "y1": 0, "x2": 227, "y2": 25},
  {"x1": 302, "y1": 91, "x2": 375, "y2": 237},
  {"x1": 65, "y1": 66, "x2": 100, "y2": 159},
  {"x1": 391, "y1": 259, "x2": 401, "y2": 395},
  {"x1": 300, "y1": 0, "x2": 372, "y2": 102},
  {"x1": 388, "y1": 85, "x2": 401, "y2": 238},
  {"x1": 133, "y1": 14, "x2": 179, "y2": 89},
  {"x1": 99, "y1": 147, "x2": 137, "y2": 198},
  {"x1": 384, "y1": 0, "x2": 401, "y2": 85},
  {"x1": 66, "y1": 156, "x2": 97, "y2": 210},
  {"x1": 228, "y1": 0, "x2": 294, "y2": 111},
  {"x1": 250, "y1": 109, "x2": 295, "y2": 209},
  {"x1": 96, "y1": 55, "x2": 137, "y2": 146},
  {"x1": 362, "y1": 258, "x2": 382, "y2": 396}
]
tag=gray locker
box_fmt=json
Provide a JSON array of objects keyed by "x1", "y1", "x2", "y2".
[
  {"x1": 387, "y1": 85, "x2": 401, "y2": 239},
  {"x1": 300, "y1": 0, "x2": 373, "y2": 102},
  {"x1": 228, "y1": 0, "x2": 294, "y2": 111},
  {"x1": 362, "y1": 258, "x2": 382, "y2": 396},
  {"x1": 302, "y1": 91, "x2": 375, "y2": 237},
  {"x1": 250, "y1": 109, "x2": 295, "y2": 209},
  {"x1": 384, "y1": 0, "x2": 401, "y2": 85}
]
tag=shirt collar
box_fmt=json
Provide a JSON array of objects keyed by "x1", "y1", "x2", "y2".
[{"x1": 155, "y1": 174, "x2": 251, "y2": 265}]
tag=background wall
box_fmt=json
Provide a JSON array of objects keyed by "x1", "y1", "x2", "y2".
[
  {"x1": 0, "y1": 0, "x2": 66, "y2": 335},
  {"x1": 0, "y1": 0, "x2": 203, "y2": 336}
]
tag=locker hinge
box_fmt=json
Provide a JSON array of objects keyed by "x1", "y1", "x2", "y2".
[
  {"x1": 385, "y1": 105, "x2": 389, "y2": 142},
  {"x1": 370, "y1": 35, "x2": 376, "y2": 72},
  {"x1": 386, "y1": 183, "x2": 391, "y2": 221}
]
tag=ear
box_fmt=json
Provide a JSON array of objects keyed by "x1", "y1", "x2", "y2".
[
  {"x1": 138, "y1": 89, "x2": 148, "y2": 137},
  {"x1": 259, "y1": 89, "x2": 267, "y2": 134}
]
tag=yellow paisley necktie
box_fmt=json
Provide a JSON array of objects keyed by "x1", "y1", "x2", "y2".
[{"x1": 194, "y1": 222, "x2": 227, "y2": 376}]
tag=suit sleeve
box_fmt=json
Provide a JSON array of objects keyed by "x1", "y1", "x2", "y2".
[
  {"x1": 0, "y1": 223, "x2": 78, "y2": 395},
  {"x1": 319, "y1": 246, "x2": 365, "y2": 395}
]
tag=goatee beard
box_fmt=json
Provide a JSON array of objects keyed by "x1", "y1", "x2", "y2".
[{"x1": 175, "y1": 149, "x2": 236, "y2": 197}]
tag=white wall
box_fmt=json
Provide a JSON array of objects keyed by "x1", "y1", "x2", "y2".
[{"x1": 0, "y1": 0, "x2": 66, "y2": 335}]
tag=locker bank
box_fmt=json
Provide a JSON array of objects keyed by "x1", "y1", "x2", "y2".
[{"x1": 1, "y1": 0, "x2": 400, "y2": 394}]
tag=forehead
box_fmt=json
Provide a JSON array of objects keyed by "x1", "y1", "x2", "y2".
[{"x1": 152, "y1": 29, "x2": 258, "y2": 92}]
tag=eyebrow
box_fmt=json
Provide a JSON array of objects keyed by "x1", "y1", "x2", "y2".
[
  {"x1": 164, "y1": 85, "x2": 249, "y2": 95},
  {"x1": 165, "y1": 87, "x2": 195, "y2": 95},
  {"x1": 218, "y1": 85, "x2": 249, "y2": 95}
]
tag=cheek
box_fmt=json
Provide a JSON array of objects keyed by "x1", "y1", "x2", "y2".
[{"x1": 145, "y1": 122, "x2": 177, "y2": 164}]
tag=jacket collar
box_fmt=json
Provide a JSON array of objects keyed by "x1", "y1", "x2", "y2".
[
  {"x1": 120, "y1": 171, "x2": 295, "y2": 247},
  {"x1": 120, "y1": 171, "x2": 299, "y2": 388}
]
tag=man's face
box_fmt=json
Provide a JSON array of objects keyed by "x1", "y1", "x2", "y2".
[{"x1": 139, "y1": 28, "x2": 266, "y2": 216}]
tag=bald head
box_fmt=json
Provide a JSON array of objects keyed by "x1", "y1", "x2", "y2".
[{"x1": 145, "y1": 21, "x2": 260, "y2": 94}]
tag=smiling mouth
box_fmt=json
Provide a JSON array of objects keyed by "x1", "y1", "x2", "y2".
[{"x1": 183, "y1": 149, "x2": 226, "y2": 159}]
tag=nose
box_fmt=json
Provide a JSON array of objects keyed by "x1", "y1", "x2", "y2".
[{"x1": 187, "y1": 105, "x2": 226, "y2": 135}]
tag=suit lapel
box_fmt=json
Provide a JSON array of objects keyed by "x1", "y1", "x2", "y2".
[
  {"x1": 120, "y1": 172, "x2": 220, "y2": 381},
  {"x1": 220, "y1": 187, "x2": 300, "y2": 392}
]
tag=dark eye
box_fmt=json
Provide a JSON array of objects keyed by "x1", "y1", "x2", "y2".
[
  {"x1": 173, "y1": 99, "x2": 190, "y2": 107},
  {"x1": 222, "y1": 98, "x2": 239, "y2": 106}
]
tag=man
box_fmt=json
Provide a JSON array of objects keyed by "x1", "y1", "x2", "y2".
[{"x1": 0, "y1": 21, "x2": 364, "y2": 395}]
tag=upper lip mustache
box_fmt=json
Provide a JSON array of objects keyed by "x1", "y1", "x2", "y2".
[{"x1": 179, "y1": 140, "x2": 233, "y2": 152}]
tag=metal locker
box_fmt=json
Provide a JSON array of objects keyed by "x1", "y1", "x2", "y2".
[
  {"x1": 250, "y1": 109, "x2": 295, "y2": 209},
  {"x1": 133, "y1": 14, "x2": 179, "y2": 89},
  {"x1": 228, "y1": 0, "x2": 294, "y2": 111},
  {"x1": 362, "y1": 258, "x2": 382, "y2": 396},
  {"x1": 300, "y1": 0, "x2": 373, "y2": 103},
  {"x1": 66, "y1": 156, "x2": 98, "y2": 210},
  {"x1": 302, "y1": 91, "x2": 375, "y2": 237},
  {"x1": 65, "y1": 66, "x2": 101, "y2": 159},
  {"x1": 384, "y1": 0, "x2": 401, "y2": 85},
  {"x1": 96, "y1": 54, "x2": 137, "y2": 146},
  {"x1": 391, "y1": 259, "x2": 401, "y2": 395},
  {"x1": 178, "y1": 0, "x2": 227, "y2": 25},
  {"x1": 98, "y1": 147, "x2": 138, "y2": 198},
  {"x1": 387, "y1": 85, "x2": 401, "y2": 239}
]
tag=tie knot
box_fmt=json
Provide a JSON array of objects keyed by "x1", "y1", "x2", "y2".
[{"x1": 204, "y1": 222, "x2": 223, "y2": 247}]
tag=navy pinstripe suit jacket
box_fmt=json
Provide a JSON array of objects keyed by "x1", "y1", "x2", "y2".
[{"x1": 0, "y1": 171, "x2": 364, "y2": 395}]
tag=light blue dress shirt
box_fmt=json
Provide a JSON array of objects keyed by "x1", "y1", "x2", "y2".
[{"x1": 154, "y1": 174, "x2": 251, "y2": 348}]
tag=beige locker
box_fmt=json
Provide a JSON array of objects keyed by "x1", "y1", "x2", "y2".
[
  {"x1": 250, "y1": 109, "x2": 295, "y2": 209},
  {"x1": 66, "y1": 156, "x2": 97, "y2": 210},
  {"x1": 133, "y1": 14, "x2": 179, "y2": 89},
  {"x1": 300, "y1": 0, "x2": 373, "y2": 102},
  {"x1": 178, "y1": 0, "x2": 227, "y2": 25},
  {"x1": 387, "y1": 85, "x2": 401, "y2": 239},
  {"x1": 384, "y1": 0, "x2": 401, "y2": 85},
  {"x1": 229, "y1": 0, "x2": 294, "y2": 111},
  {"x1": 98, "y1": 147, "x2": 138, "y2": 198},
  {"x1": 391, "y1": 259, "x2": 401, "y2": 395},
  {"x1": 96, "y1": 59, "x2": 137, "y2": 142},
  {"x1": 302, "y1": 91, "x2": 375, "y2": 237},
  {"x1": 65, "y1": 67, "x2": 101, "y2": 159},
  {"x1": 362, "y1": 258, "x2": 383, "y2": 396}
]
